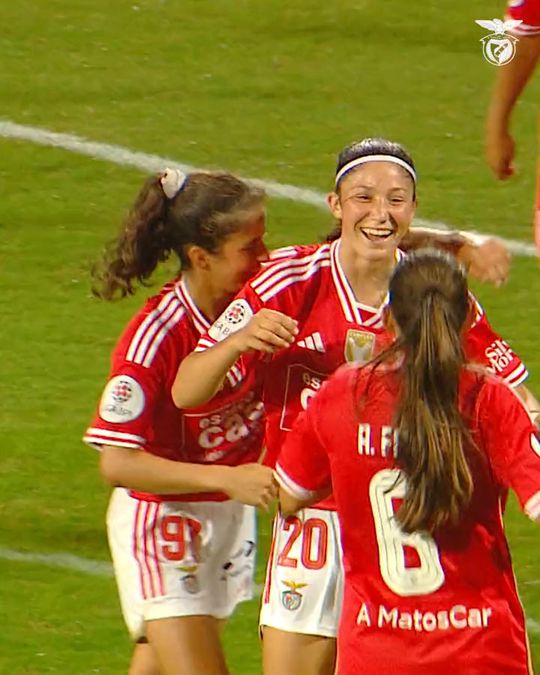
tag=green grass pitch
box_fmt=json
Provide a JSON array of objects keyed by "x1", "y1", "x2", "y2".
[{"x1": 0, "y1": 0, "x2": 538, "y2": 672}]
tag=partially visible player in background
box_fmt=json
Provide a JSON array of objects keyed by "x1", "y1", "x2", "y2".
[
  {"x1": 172, "y1": 138, "x2": 537, "y2": 675},
  {"x1": 84, "y1": 169, "x2": 276, "y2": 675},
  {"x1": 277, "y1": 249, "x2": 540, "y2": 675},
  {"x1": 485, "y1": 0, "x2": 540, "y2": 253}
]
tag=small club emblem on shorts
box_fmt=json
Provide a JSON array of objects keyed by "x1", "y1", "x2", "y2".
[
  {"x1": 179, "y1": 565, "x2": 200, "y2": 595},
  {"x1": 281, "y1": 581, "x2": 307, "y2": 611}
]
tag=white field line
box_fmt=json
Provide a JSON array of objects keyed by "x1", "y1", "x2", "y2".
[
  {"x1": 0, "y1": 119, "x2": 537, "y2": 258},
  {"x1": 0, "y1": 545, "x2": 113, "y2": 577},
  {"x1": 0, "y1": 545, "x2": 537, "y2": 633}
]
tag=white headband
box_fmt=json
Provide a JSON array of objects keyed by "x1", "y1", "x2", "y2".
[
  {"x1": 160, "y1": 168, "x2": 187, "y2": 199},
  {"x1": 335, "y1": 154, "x2": 416, "y2": 187}
]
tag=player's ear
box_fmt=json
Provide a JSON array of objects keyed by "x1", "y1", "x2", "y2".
[
  {"x1": 185, "y1": 244, "x2": 211, "y2": 271},
  {"x1": 327, "y1": 191, "x2": 342, "y2": 219}
]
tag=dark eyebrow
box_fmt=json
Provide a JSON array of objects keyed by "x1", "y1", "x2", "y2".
[{"x1": 348, "y1": 185, "x2": 409, "y2": 193}]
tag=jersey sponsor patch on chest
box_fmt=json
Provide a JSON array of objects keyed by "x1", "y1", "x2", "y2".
[
  {"x1": 99, "y1": 375, "x2": 145, "y2": 423},
  {"x1": 344, "y1": 329, "x2": 375, "y2": 364},
  {"x1": 280, "y1": 364, "x2": 329, "y2": 431}
]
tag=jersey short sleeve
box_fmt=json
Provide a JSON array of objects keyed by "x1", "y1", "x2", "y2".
[
  {"x1": 464, "y1": 295, "x2": 528, "y2": 388},
  {"x1": 506, "y1": 0, "x2": 540, "y2": 36},
  {"x1": 84, "y1": 362, "x2": 163, "y2": 450},
  {"x1": 84, "y1": 302, "x2": 184, "y2": 451},
  {"x1": 478, "y1": 377, "x2": 540, "y2": 521}
]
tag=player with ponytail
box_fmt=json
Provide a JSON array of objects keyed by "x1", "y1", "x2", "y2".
[
  {"x1": 277, "y1": 250, "x2": 539, "y2": 674},
  {"x1": 85, "y1": 168, "x2": 275, "y2": 675}
]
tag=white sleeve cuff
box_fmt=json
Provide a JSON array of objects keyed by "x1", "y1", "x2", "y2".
[{"x1": 274, "y1": 463, "x2": 318, "y2": 501}]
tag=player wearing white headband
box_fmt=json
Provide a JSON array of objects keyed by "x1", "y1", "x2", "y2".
[{"x1": 172, "y1": 137, "x2": 537, "y2": 675}]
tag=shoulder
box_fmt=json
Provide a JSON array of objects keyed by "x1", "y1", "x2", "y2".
[
  {"x1": 267, "y1": 243, "x2": 324, "y2": 261},
  {"x1": 250, "y1": 243, "x2": 331, "y2": 302},
  {"x1": 462, "y1": 367, "x2": 528, "y2": 422},
  {"x1": 318, "y1": 363, "x2": 369, "y2": 403},
  {"x1": 114, "y1": 283, "x2": 190, "y2": 369}
]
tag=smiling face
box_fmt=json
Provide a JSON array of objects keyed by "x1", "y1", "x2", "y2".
[
  {"x1": 327, "y1": 161, "x2": 416, "y2": 262},
  {"x1": 206, "y1": 207, "x2": 269, "y2": 295}
]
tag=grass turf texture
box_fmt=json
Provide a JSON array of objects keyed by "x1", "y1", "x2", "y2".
[{"x1": 0, "y1": 0, "x2": 538, "y2": 671}]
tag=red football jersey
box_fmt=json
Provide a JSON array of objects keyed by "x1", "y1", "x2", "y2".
[
  {"x1": 196, "y1": 241, "x2": 528, "y2": 484},
  {"x1": 276, "y1": 364, "x2": 539, "y2": 674},
  {"x1": 506, "y1": 0, "x2": 540, "y2": 35},
  {"x1": 84, "y1": 277, "x2": 265, "y2": 502}
]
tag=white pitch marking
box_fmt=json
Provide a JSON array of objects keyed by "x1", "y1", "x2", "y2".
[
  {"x1": 0, "y1": 545, "x2": 267, "y2": 592},
  {"x1": 0, "y1": 546, "x2": 536, "y2": 631},
  {"x1": 0, "y1": 119, "x2": 537, "y2": 257},
  {"x1": 0, "y1": 545, "x2": 113, "y2": 577}
]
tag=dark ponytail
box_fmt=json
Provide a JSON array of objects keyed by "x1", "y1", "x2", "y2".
[{"x1": 370, "y1": 250, "x2": 474, "y2": 533}]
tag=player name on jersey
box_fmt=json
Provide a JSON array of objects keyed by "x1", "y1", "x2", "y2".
[
  {"x1": 358, "y1": 424, "x2": 399, "y2": 459},
  {"x1": 356, "y1": 601, "x2": 493, "y2": 632}
]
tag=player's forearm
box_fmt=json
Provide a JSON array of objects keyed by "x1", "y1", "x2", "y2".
[
  {"x1": 172, "y1": 338, "x2": 243, "y2": 409},
  {"x1": 401, "y1": 227, "x2": 467, "y2": 255},
  {"x1": 279, "y1": 487, "x2": 312, "y2": 516},
  {"x1": 487, "y1": 36, "x2": 540, "y2": 130},
  {"x1": 278, "y1": 485, "x2": 331, "y2": 516},
  {"x1": 100, "y1": 444, "x2": 232, "y2": 494}
]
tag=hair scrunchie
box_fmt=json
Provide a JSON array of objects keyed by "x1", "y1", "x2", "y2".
[{"x1": 160, "y1": 168, "x2": 187, "y2": 199}]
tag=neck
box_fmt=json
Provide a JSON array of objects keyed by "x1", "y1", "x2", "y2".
[
  {"x1": 337, "y1": 243, "x2": 396, "y2": 308},
  {"x1": 182, "y1": 271, "x2": 233, "y2": 322}
]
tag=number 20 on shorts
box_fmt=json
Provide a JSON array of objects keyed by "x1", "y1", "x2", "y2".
[{"x1": 276, "y1": 516, "x2": 329, "y2": 570}]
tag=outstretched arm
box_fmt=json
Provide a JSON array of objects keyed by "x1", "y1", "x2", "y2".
[{"x1": 402, "y1": 227, "x2": 510, "y2": 286}]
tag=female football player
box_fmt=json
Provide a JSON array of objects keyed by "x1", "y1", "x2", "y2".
[
  {"x1": 276, "y1": 249, "x2": 539, "y2": 674},
  {"x1": 172, "y1": 138, "x2": 537, "y2": 674},
  {"x1": 85, "y1": 168, "x2": 276, "y2": 675}
]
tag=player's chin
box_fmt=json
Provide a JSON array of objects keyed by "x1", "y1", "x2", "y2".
[{"x1": 354, "y1": 232, "x2": 399, "y2": 256}]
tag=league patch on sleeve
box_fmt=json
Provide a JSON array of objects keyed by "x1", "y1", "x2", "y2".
[
  {"x1": 208, "y1": 299, "x2": 253, "y2": 342},
  {"x1": 99, "y1": 375, "x2": 145, "y2": 423}
]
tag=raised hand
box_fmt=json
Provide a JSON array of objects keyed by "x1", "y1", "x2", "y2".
[
  {"x1": 230, "y1": 309, "x2": 298, "y2": 354},
  {"x1": 459, "y1": 236, "x2": 511, "y2": 287}
]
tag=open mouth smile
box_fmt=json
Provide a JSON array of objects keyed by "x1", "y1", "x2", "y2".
[{"x1": 358, "y1": 226, "x2": 395, "y2": 242}]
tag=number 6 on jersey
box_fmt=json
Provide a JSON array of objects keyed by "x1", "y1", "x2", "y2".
[{"x1": 369, "y1": 468, "x2": 445, "y2": 596}]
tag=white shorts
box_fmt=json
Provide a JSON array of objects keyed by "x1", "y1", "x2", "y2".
[
  {"x1": 260, "y1": 507, "x2": 343, "y2": 638},
  {"x1": 107, "y1": 488, "x2": 257, "y2": 641}
]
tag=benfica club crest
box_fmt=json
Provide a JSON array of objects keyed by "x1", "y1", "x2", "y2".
[
  {"x1": 344, "y1": 330, "x2": 375, "y2": 364},
  {"x1": 475, "y1": 19, "x2": 522, "y2": 66},
  {"x1": 281, "y1": 580, "x2": 307, "y2": 611},
  {"x1": 179, "y1": 565, "x2": 200, "y2": 594}
]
